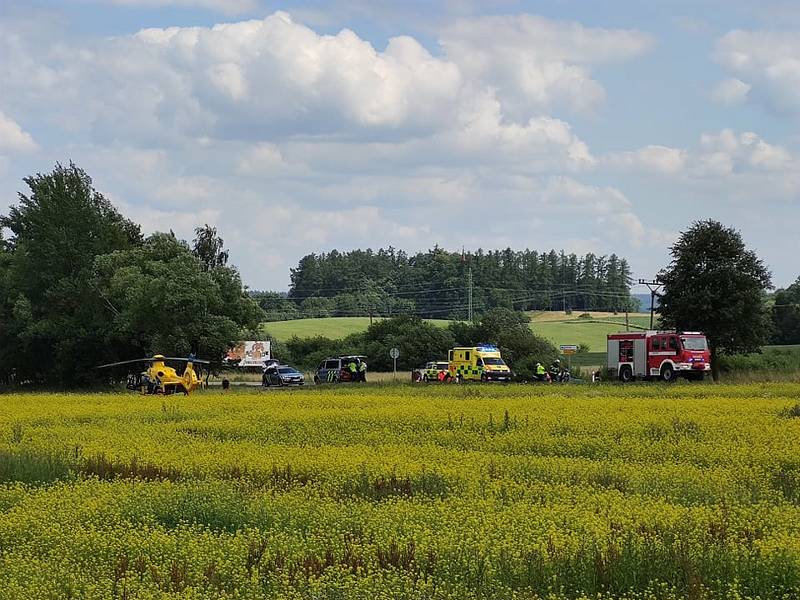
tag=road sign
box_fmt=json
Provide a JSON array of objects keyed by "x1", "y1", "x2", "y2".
[
  {"x1": 560, "y1": 344, "x2": 578, "y2": 355},
  {"x1": 389, "y1": 347, "x2": 400, "y2": 380}
]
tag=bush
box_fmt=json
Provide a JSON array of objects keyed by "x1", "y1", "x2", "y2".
[
  {"x1": 717, "y1": 347, "x2": 800, "y2": 373},
  {"x1": 362, "y1": 316, "x2": 455, "y2": 371}
]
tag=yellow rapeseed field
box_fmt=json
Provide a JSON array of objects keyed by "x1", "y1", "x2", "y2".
[{"x1": 0, "y1": 383, "x2": 799, "y2": 599}]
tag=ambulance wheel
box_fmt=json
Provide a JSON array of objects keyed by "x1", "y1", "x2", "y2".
[
  {"x1": 660, "y1": 364, "x2": 676, "y2": 383},
  {"x1": 619, "y1": 365, "x2": 633, "y2": 383},
  {"x1": 480, "y1": 373, "x2": 488, "y2": 382},
  {"x1": 423, "y1": 375, "x2": 429, "y2": 382}
]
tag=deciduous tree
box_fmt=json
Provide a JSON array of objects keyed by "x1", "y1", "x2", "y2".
[{"x1": 657, "y1": 220, "x2": 772, "y2": 381}]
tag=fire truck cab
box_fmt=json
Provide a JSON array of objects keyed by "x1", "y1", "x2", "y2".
[{"x1": 607, "y1": 331, "x2": 711, "y2": 382}]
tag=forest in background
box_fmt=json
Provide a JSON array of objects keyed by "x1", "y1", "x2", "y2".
[{"x1": 255, "y1": 247, "x2": 638, "y2": 321}]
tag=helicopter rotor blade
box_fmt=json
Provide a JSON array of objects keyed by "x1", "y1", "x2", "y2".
[
  {"x1": 158, "y1": 357, "x2": 212, "y2": 364},
  {"x1": 95, "y1": 358, "x2": 152, "y2": 369}
]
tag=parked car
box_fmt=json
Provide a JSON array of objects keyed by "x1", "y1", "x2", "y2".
[
  {"x1": 314, "y1": 355, "x2": 367, "y2": 384},
  {"x1": 262, "y1": 364, "x2": 305, "y2": 387},
  {"x1": 422, "y1": 361, "x2": 451, "y2": 382}
]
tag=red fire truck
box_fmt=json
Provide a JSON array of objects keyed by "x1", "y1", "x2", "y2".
[{"x1": 607, "y1": 331, "x2": 711, "y2": 382}]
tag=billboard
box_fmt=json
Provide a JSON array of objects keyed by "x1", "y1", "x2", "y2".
[{"x1": 226, "y1": 341, "x2": 271, "y2": 367}]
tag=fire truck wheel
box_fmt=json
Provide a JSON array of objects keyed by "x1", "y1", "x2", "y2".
[
  {"x1": 660, "y1": 364, "x2": 676, "y2": 383},
  {"x1": 619, "y1": 365, "x2": 633, "y2": 383}
]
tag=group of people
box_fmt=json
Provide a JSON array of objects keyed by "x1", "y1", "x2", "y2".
[
  {"x1": 347, "y1": 358, "x2": 368, "y2": 382},
  {"x1": 533, "y1": 359, "x2": 570, "y2": 383}
]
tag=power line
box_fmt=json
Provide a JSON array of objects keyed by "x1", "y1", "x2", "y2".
[{"x1": 638, "y1": 278, "x2": 663, "y2": 330}]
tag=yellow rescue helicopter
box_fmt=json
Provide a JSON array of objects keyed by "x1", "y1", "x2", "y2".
[{"x1": 96, "y1": 355, "x2": 210, "y2": 395}]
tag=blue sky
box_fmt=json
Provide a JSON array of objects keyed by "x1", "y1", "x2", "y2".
[{"x1": 1, "y1": 0, "x2": 798, "y2": 291}]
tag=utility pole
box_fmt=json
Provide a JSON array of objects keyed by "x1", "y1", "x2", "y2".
[
  {"x1": 638, "y1": 278, "x2": 663, "y2": 330},
  {"x1": 467, "y1": 267, "x2": 473, "y2": 321}
]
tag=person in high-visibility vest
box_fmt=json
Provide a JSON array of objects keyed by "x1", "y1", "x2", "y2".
[
  {"x1": 534, "y1": 362, "x2": 547, "y2": 382},
  {"x1": 348, "y1": 359, "x2": 358, "y2": 381}
]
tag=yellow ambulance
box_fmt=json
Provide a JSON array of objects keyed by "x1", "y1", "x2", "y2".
[{"x1": 448, "y1": 345, "x2": 512, "y2": 382}]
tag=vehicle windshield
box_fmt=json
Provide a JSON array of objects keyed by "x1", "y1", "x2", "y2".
[
  {"x1": 482, "y1": 357, "x2": 506, "y2": 366},
  {"x1": 278, "y1": 367, "x2": 298, "y2": 374},
  {"x1": 436, "y1": 362, "x2": 449, "y2": 369},
  {"x1": 682, "y1": 337, "x2": 708, "y2": 350}
]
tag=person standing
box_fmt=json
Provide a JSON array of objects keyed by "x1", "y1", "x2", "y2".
[
  {"x1": 359, "y1": 359, "x2": 367, "y2": 382},
  {"x1": 348, "y1": 358, "x2": 358, "y2": 382}
]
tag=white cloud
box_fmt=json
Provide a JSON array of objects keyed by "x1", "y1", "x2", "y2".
[
  {"x1": 604, "y1": 145, "x2": 686, "y2": 174},
  {"x1": 711, "y1": 78, "x2": 751, "y2": 105},
  {"x1": 715, "y1": 30, "x2": 800, "y2": 115},
  {"x1": 606, "y1": 130, "x2": 796, "y2": 179},
  {"x1": 698, "y1": 129, "x2": 793, "y2": 173},
  {"x1": 123, "y1": 13, "x2": 464, "y2": 137},
  {"x1": 440, "y1": 14, "x2": 654, "y2": 117},
  {"x1": 0, "y1": 111, "x2": 37, "y2": 153},
  {"x1": 0, "y1": 11, "x2": 673, "y2": 288}
]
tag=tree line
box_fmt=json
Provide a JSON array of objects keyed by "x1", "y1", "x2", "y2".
[
  {"x1": 0, "y1": 163, "x2": 262, "y2": 386},
  {"x1": 253, "y1": 247, "x2": 639, "y2": 321}
]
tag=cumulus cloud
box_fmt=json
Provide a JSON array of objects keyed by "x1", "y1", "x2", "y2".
[
  {"x1": 0, "y1": 10, "x2": 670, "y2": 288},
  {"x1": 715, "y1": 30, "x2": 800, "y2": 115},
  {"x1": 440, "y1": 14, "x2": 654, "y2": 117},
  {"x1": 606, "y1": 130, "x2": 796, "y2": 178},
  {"x1": 697, "y1": 129, "x2": 794, "y2": 174},
  {"x1": 1, "y1": 11, "x2": 654, "y2": 145},
  {"x1": 604, "y1": 145, "x2": 686, "y2": 174},
  {"x1": 0, "y1": 111, "x2": 38, "y2": 153}
]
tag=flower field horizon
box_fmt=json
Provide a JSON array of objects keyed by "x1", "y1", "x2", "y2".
[{"x1": 1, "y1": 383, "x2": 799, "y2": 599}]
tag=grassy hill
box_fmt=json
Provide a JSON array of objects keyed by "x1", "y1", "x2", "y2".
[
  {"x1": 262, "y1": 317, "x2": 450, "y2": 341},
  {"x1": 529, "y1": 312, "x2": 650, "y2": 351},
  {"x1": 261, "y1": 312, "x2": 650, "y2": 352}
]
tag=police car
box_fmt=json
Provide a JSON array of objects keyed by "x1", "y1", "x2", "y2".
[{"x1": 313, "y1": 355, "x2": 367, "y2": 384}]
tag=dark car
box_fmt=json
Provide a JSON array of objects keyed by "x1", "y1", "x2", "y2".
[{"x1": 262, "y1": 365, "x2": 305, "y2": 387}]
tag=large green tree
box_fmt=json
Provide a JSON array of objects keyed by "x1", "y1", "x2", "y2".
[
  {"x1": 657, "y1": 220, "x2": 772, "y2": 381},
  {"x1": 1, "y1": 163, "x2": 263, "y2": 387},
  {"x1": 93, "y1": 233, "x2": 263, "y2": 362},
  {"x1": 0, "y1": 163, "x2": 142, "y2": 384},
  {"x1": 771, "y1": 277, "x2": 800, "y2": 345}
]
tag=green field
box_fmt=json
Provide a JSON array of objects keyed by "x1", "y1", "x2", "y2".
[
  {"x1": 532, "y1": 320, "x2": 641, "y2": 352},
  {"x1": 0, "y1": 384, "x2": 799, "y2": 599},
  {"x1": 262, "y1": 317, "x2": 450, "y2": 341},
  {"x1": 261, "y1": 313, "x2": 650, "y2": 352}
]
